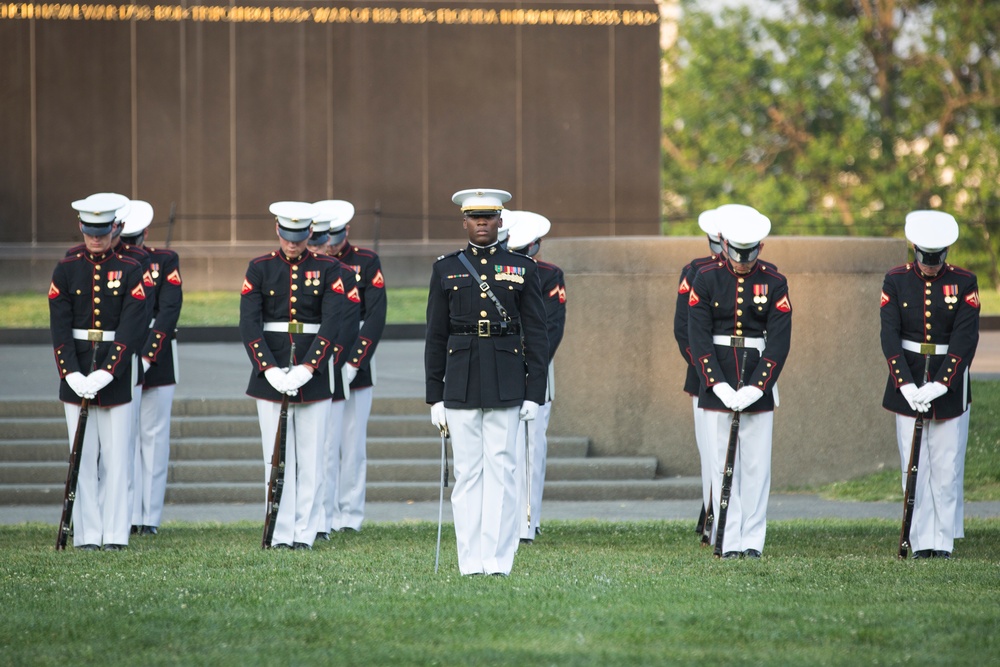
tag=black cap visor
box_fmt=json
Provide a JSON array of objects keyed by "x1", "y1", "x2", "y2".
[
  {"x1": 726, "y1": 243, "x2": 760, "y2": 264},
  {"x1": 914, "y1": 246, "x2": 948, "y2": 266}
]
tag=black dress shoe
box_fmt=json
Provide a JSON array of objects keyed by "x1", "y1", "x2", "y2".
[
  {"x1": 77, "y1": 544, "x2": 100, "y2": 551},
  {"x1": 535, "y1": 526, "x2": 542, "y2": 537},
  {"x1": 932, "y1": 550, "x2": 952, "y2": 559},
  {"x1": 140, "y1": 526, "x2": 158, "y2": 536},
  {"x1": 103, "y1": 544, "x2": 127, "y2": 551},
  {"x1": 271, "y1": 543, "x2": 293, "y2": 550},
  {"x1": 722, "y1": 551, "x2": 741, "y2": 560},
  {"x1": 292, "y1": 542, "x2": 312, "y2": 551},
  {"x1": 341, "y1": 527, "x2": 360, "y2": 534},
  {"x1": 743, "y1": 549, "x2": 762, "y2": 559},
  {"x1": 519, "y1": 538, "x2": 534, "y2": 545},
  {"x1": 488, "y1": 572, "x2": 509, "y2": 577},
  {"x1": 912, "y1": 550, "x2": 933, "y2": 559},
  {"x1": 316, "y1": 532, "x2": 331, "y2": 541},
  {"x1": 130, "y1": 525, "x2": 139, "y2": 535}
]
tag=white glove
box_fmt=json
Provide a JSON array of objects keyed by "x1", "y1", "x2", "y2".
[
  {"x1": 142, "y1": 358, "x2": 151, "y2": 373},
  {"x1": 264, "y1": 367, "x2": 291, "y2": 394},
  {"x1": 342, "y1": 363, "x2": 360, "y2": 386},
  {"x1": 65, "y1": 372, "x2": 90, "y2": 398},
  {"x1": 284, "y1": 364, "x2": 314, "y2": 394},
  {"x1": 913, "y1": 381, "x2": 948, "y2": 406},
  {"x1": 86, "y1": 370, "x2": 114, "y2": 395},
  {"x1": 731, "y1": 386, "x2": 764, "y2": 412},
  {"x1": 712, "y1": 383, "x2": 737, "y2": 410},
  {"x1": 899, "y1": 383, "x2": 925, "y2": 413},
  {"x1": 430, "y1": 402, "x2": 447, "y2": 431},
  {"x1": 519, "y1": 400, "x2": 540, "y2": 422}
]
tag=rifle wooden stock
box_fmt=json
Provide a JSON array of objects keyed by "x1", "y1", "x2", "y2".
[
  {"x1": 56, "y1": 349, "x2": 98, "y2": 551},
  {"x1": 713, "y1": 350, "x2": 749, "y2": 558},
  {"x1": 701, "y1": 496, "x2": 714, "y2": 546},
  {"x1": 262, "y1": 344, "x2": 295, "y2": 549},
  {"x1": 898, "y1": 354, "x2": 931, "y2": 559}
]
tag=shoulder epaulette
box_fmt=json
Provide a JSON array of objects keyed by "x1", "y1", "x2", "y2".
[
  {"x1": 436, "y1": 249, "x2": 463, "y2": 262},
  {"x1": 117, "y1": 254, "x2": 141, "y2": 267},
  {"x1": 947, "y1": 265, "x2": 976, "y2": 278},
  {"x1": 758, "y1": 264, "x2": 787, "y2": 280},
  {"x1": 887, "y1": 264, "x2": 911, "y2": 275},
  {"x1": 250, "y1": 252, "x2": 277, "y2": 265}
]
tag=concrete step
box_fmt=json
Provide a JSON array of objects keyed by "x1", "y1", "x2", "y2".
[
  {"x1": 0, "y1": 396, "x2": 698, "y2": 504},
  {"x1": 0, "y1": 476, "x2": 703, "y2": 505},
  {"x1": 0, "y1": 396, "x2": 429, "y2": 419},
  {"x1": 0, "y1": 435, "x2": 590, "y2": 462},
  {"x1": 0, "y1": 456, "x2": 656, "y2": 486}
]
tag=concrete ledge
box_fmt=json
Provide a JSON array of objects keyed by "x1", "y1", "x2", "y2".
[{"x1": 542, "y1": 236, "x2": 910, "y2": 489}]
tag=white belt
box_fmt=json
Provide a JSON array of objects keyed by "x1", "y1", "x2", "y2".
[
  {"x1": 72, "y1": 328, "x2": 116, "y2": 342},
  {"x1": 901, "y1": 340, "x2": 948, "y2": 355},
  {"x1": 263, "y1": 321, "x2": 320, "y2": 334},
  {"x1": 712, "y1": 335, "x2": 765, "y2": 352}
]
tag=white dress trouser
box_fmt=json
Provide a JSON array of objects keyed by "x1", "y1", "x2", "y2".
[
  {"x1": 693, "y1": 397, "x2": 712, "y2": 512},
  {"x1": 447, "y1": 406, "x2": 520, "y2": 575},
  {"x1": 895, "y1": 413, "x2": 962, "y2": 554},
  {"x1": 706, "y1": 410, "x2": 773, "y2": 554},
  {"x1": 515, "y1": 402, "x2": 551, "y2": 540},
  {"x1": 64, "y1": 401, "x2": 133, "y2": 547},
  {"x1": 318, "y1": 398, "x2": 347, "y2": 532},
  {"x1": 324, "y1": 387, "x2": 373, "y2": 531},
  {"x1": 131, "y1": 384, "x2": 175, "y2": 527},
  {"x1": 258, "y1": 399, "x2": 329, "y2": 547}
]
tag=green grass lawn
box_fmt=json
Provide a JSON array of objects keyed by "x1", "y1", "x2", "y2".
[
  {"x1": 0, "y1": 288, "x2": 430, "y2": 327},
  {"x1": 3, "y1": 284, "x2": 999, "y2": 328},
  {"x1": 1, "y1": 520, "x2": 998, "y2": 665},
  {"x1": 812, "y1": 380, "x2": 1000, "y2": 502}
]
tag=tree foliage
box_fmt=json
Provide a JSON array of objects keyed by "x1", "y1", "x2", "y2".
[{"x1": 662, "y1": 0, "x2": 1000, "y2": 289}]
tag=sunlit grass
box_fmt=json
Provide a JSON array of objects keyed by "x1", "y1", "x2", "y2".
[
  {"x1": 808, "y1": 380, "x2": 1000, "y2": 502},
  {"x1": 1, "y1": 520, "x2": 999, "y2": 666},
  {"x1": 0, "y1": 288, "x2": 430, "y2": 327}
]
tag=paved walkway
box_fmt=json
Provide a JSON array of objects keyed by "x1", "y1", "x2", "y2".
[{"x1": 3, "y1": 335, "x2": 999, "y2": 524}]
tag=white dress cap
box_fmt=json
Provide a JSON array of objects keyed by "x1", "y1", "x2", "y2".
[
  {"x1": 905, "y1": 210, "x2": 959, "y2": 250},
  {"x1": 697, "y1": 208, "x2": 720, "y2": 239},
  {"x1": 452, "y1": 188, "x2": 512, "y2": 213},
  {"x1": 120, "y1": 200, "x2": 154, "y2": 236},
  {"x1": 312, "y1": 200, "x2": 355, "y2": 233},
  {"x1": 716, "y1": 203, "x2": 771, "y2": 248},
  {"x1": 269, "y1": 201, "x2": 317, "y2": 242},
  {"x1": 505, "y1": 210, "x2": 551, "y2": 250},
  {"x1": 72, "y1": 192, "x2": 130, "y2": 224}
]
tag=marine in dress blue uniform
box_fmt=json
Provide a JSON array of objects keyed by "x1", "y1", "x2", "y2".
[
  {"x1": 687, "y1": 204, "x2": 792, "y2": 559},
  {"x1": 311, "y1": 200, "x2": 388, "y2": 535},
  {"x1": 425, "y1": 189, "x2": 548, "y2": 576},
  {"x1": 118, "y1": 201, "x2": 184, "y2": 535},
  {"x1": 674, "y1": 208, "x2": 723, "y2": 539},
  {"x1": 48, "y1": 192, "x2": 150, "y2": 550},
  {"x1": 503, "y1": 210, "x2": 567, "y2": 543},
  {"x1": 880, "y1": 210, "x2": 980, "y2": 559},
  {"x1": 240, "y1": 201, "x2": 359, "y2": 550}
]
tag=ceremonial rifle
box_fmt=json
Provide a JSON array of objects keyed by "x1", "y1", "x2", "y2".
[
  {"x1": 262, "y1": 344, "x2": 295, "y2": 549},
  {"x1": 898, "y1": 354, "x2": 931, "y2": 559},
  {"x1": 713, "y1": 350, "x2": 749, "y2": 558},
  {"x1": 56, "y1": 346, "x2": 98, "y2": 550}
]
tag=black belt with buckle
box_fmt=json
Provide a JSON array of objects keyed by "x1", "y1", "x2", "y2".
[{"x1": 450, "y1": 320, "x2": 521, "y2": 337}]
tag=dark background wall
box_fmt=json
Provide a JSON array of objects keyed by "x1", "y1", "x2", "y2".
[{"x1": 0, "y1": 1, "x2": 662, "y2": 246}]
